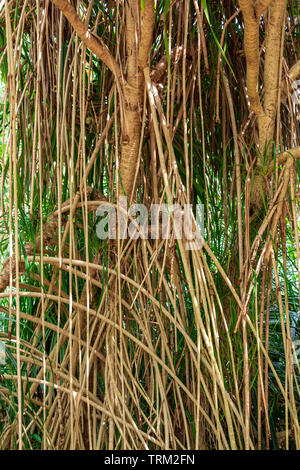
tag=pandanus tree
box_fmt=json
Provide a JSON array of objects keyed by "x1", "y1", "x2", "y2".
[{"x1": 0, "y1": 0, "x2": 299, "y2": 450}]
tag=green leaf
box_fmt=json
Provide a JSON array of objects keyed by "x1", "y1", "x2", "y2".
[
  {"x1": 201, "y1": 0, "x2": 236, "y2": 80},
  {"x1": 32, "y1": 434, "x2": 42, "y2": 444},
  {"x1": 164, "y1": 0, "x2": 171, "y2": 66},
  {"x1": 6, "y1": 347, "x2": 17, "y2": 369}
]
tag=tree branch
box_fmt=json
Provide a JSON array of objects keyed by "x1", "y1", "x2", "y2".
[
  {"x1": 277, "y1": 146, "x2": 300, "y2": 166},
  {"x1": 138, "y1": 0, "x2": 155, "y2": 70},
  {"x1": 281, "y1": 59, "x2": 300, "y2": 97},
  {"x1": 287, "y1": 59, "x2": 300, "y2": 84},
  {"x1": 50, "y1": 0, "x2": 123, "y2": 86},
  {"x1": 263, "y1": 0, "x2": 286, "y2": 120},
  {"x1": 255, "y1": 0, "x2": 274, "y2": 18},
  {"x1": 266, "y1": 146, "x2": 300, "y2": 175},
  {"x1": 150, "y1": 46, "x2": 184, "y2": 83},
  {"x1": 239, "y1": 0, "x2": 264, "y2": 117}
]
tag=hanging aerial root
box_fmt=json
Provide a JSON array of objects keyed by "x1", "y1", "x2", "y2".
[{"x1": 0, "y1": 187, "x2": 105, "y2": 293}]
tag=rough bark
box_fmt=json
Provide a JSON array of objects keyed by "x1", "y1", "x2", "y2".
[
  {"x1": 51, "y1": 0, "x2": 154, "y2": 201},
  {"x1": 50, "y1": 0, "x2": 123, "y2": 84},
  {"x1": 239, "y1": 0, "x2": 287, "y2": 212},
  {"x1": 239, "y1": 0, "x2": 264, "y2": 118},
  {"x1": 119, "y1": 0, "x2": 154, "y2": 200},
  {"x1": 255, "y1": 0, "x2": 274, "y2": 17},
  {"x1": 259, "y1": 0, "x2": 286, "y2": 155}
]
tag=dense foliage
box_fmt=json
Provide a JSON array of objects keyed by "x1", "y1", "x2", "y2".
[{"x1": 0, "y1": 0, "x2": 299, "y2": 450}]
